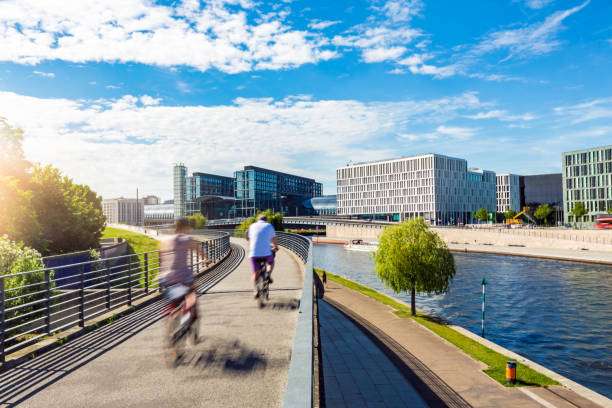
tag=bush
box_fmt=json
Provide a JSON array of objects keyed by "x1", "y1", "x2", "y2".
[
  {"x1": 235, "y1": 209, "x2": 284, "y2": 233},
  {"x1": 187, "y1": 213, "x2": 207, "y2": 229}
]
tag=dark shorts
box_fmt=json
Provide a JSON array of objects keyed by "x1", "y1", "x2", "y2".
[{"x1": 250, "y1": 255, "x2": 275, "y2": 272}]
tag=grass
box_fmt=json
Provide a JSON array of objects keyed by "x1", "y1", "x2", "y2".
[
  {"x1": 315, "y1": 267, "x2": 559, "y2": 388},
  {"x1": 101, "y1": 227, "x2": 160, "y2": 254}
]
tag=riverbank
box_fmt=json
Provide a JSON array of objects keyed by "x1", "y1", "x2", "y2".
[
  {"x1": 319, "y1": 270, "x2": 609, "y2": 408},
  {"x1": 313, "y1": 236, "x2": 612, "y2": 265}
]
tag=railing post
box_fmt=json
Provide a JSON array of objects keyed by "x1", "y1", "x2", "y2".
[
  {"x1": 45, "y1": 270, "x2": 51, "y2": 334},
  {"x1": 106, "y1": 260, "x2": 111, "y2": 310},
  {"x1": 127, "y1": 256, "x2": 132, "y2": 306},
  {"x1": 79, "y1": 264, "x2": 85, "y2": 327},
  {"x1": 196, "y1": 245, "x2": 200, "y2": 273},
  {"x1": 144, "y1": 253, "x2": 149, "y2": 295},
  {"x1": 0, "y1": 277, "x2": 5, "y2": 364},
  {"x1": 190, "y1": 248, "x2": 194, "y2": 274}
]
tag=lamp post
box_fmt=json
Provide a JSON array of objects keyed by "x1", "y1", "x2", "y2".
[{"x1": 481, "y1": 277, "x2": 487, "y2": 337}]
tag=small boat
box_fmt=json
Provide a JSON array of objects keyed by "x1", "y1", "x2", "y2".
[{"x1": 345, "y1": 239, "x2": 378, "y2": 252}]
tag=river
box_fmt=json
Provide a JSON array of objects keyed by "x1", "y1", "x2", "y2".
[{"x1": 313, "y1": 243, "x2": 612, "y2": 399}]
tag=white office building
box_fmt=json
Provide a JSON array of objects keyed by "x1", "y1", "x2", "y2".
[
  {"x1": 336, "y1": 154, "x2": 496, "y2": 224},
  {"x1": 102, "y1": 198, "x2": 144, "y2": 226},
  {"x1": 496, "y1": 173, "x2": 520, "y2": 213}
]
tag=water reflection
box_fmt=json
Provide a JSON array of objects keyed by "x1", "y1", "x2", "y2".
[{"x1": 313, "y1": 243, "x2": 612, "y2": 399}]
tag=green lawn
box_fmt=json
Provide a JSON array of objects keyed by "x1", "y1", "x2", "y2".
[
  {"x1": 315, "y1": 267, "x2": 558, "y2": 388},
  {"x1": 101, "y1": 227, "x2": 160, "y2": 254}
]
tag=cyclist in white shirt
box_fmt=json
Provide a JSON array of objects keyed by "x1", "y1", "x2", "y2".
[{"x1": 246, "y1": 214, "x2": 278, "y2": 297}]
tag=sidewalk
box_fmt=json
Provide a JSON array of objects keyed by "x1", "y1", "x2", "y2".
[{"x1": 322, "y1": 281, "x2": 604, "y2": 408}]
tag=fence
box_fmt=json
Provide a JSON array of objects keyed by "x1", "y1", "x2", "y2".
[{"x1": 0, "y1": 231, "x2": 230, "y2": 364}]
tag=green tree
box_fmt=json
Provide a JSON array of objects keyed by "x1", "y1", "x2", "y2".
[
  {"x1": 534, "y1": 204, "x2": 552, "y2": 225},
  {"x1": 29, "y1": 165, "x2": 105, "y2": 255},
  {"x1": 373, "y1": 218, "x2": 456, "y2": 316},
  {"x1": 187, "y1": 213, "x2": 207, "y2": 229},
  {"x1": 0, "y1": 117, "x2": 30, "y2": 179},
  {"x1": 236, "y1": 209, "x2": 284, "y2": 233},
  {"x1": 570, "y1": 202, "x2": 587, "y2": 226},
  {"x1": 504, "y1": 209, "x2": 517, "y2": 220},
  {"x1": 607, "y1": 207, "x2": 612, "y2": 215},
  {"x1": 475, "y1": 208, "x2": 489, "y2": 223}
]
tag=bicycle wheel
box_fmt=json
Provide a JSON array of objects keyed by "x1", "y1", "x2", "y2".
[{"x1": 167, "y1": 311, "x2": 186, "y2": 367}]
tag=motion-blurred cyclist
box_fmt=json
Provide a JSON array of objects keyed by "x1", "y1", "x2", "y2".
[{"x1": 246, "y1": 214, "x2": 278, "y2": 298}]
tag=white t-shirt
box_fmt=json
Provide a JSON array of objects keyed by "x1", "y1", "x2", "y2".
[{"x1": 247, "y1": 220, "x2": 276, "y2": 257}]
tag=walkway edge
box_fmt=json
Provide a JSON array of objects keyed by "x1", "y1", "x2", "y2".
[{"x1": 449, "y1": 325, "x2": 612, "y2": 408}]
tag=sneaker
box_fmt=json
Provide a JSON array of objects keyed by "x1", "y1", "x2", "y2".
[
  {"x1": 254, "y1": 292, "x2": 259, "y2": 299},
  {"x1": 268, "y1": 277, "x2": 274, "y2": 284}
]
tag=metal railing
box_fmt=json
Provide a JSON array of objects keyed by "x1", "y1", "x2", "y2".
[{"x1": 0, "y1": 232, "x2": 230, "y2": 364}]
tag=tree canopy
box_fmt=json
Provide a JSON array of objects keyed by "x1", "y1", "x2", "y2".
[
  {"x1": 187, "y1": 213, "x2": 207, "y2": 229},
  {"x1": 504, "y1": 209, "x2": 517, "y2": 219},
  {"x1": 534, "y1": 204, "x2": 552, "y2": 225},
  {"x1": 373, "y1": 218, "x2": 456, "y2": 315},
  {"x1": 0, "y1": 118, "x2": 105, "y2": 255},
  {"x1": 570, "y1": 202, "x2": 587, "y2": 225},
  {"x1": 236, "y1": 209, "x2": 284, "y2": 232},
  {"x1": 475, "y1": 208, "x2": 489, "y2": 223}
]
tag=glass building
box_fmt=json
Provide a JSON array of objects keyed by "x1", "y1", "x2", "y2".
[
  {"x1": 173, "y1": 164, "x2": 187, "y2": 219},
  {"x1": 234, "y1": 166, "x2": 322, "y2": 217},
  {"x1": 185, "y1": 172, "x2": 235, "y2": 216},
  {"x1": 302, "y1": 195, "x2": 338, "y2": 216},
  {"x1": 562, "y1": 145, "x2": 612, "y2": 226}
]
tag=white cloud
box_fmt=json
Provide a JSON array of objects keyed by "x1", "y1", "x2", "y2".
[
  {"x1": 309, "y1": 20, "x2": 341, "y2": 30},
  {"x1": 362, "y1": 46, "x2": 406, "y2": 62},
  {"x1": 0, "y1": 90, "x2": 486, "y2": 198},
  {"x1": 106, "y1": 85, "x2": 120, "y2": 89},
  {"x1": 435, "y1": 125, "x2": 477, "y2": 140},
  {"x1": 375, "y1": 0, "x2": 423, "y2": 23},
  {"x1": 471, "y1": 1, "x2": 589, "y2": 61},
  {"x1": 33, "y1": 70, "x2": 55, "y2": 78},
  {"x1": 554, "y1": 97, "x2": 612, "y2": 124},
  {"x1": 522, "y1": 0, "x2": 555, "y2": 9},
  {"x1": 0, "y1": 0, "x2": 336, "y2": 73},
  {"x1": 466, "y1": 110, "x2": 535, "y2": 121}
]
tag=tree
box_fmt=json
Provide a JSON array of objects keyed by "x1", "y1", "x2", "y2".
[
  {"x1": 0, "y1": 117, "x2": 30, "y2": 179},
  {"x1": 504, "y1": 209, "x2": 517, "y2": 220},
  {"x1": 570, "y1": 202, "x2": 587, "y2": 226},
  {"x1": 29, "y1": 165, "x2": 106, "y2": 255},
  {"x1": 534, "y1": 204, "x2": 552, "y2": 225},
  {"x1": 373, "y1": 218, "x2": 456, "y2": 316},
  {"x1": 187, "y1": 213, "x2": 207, "y2": 229},
  {"x1": 607, "y1": 207, "x2": 612, "y2": 215},
  {"x1": 475, "y1": 208, "x2": 489, "y2": 224},
  {"x1": 236, "y1": 209, "x2": 284, "y2": 233}
]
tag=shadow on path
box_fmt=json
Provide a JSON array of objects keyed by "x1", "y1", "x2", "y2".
[{"x1": 0, "y1": 244, "x2": 245, "y2": 408}]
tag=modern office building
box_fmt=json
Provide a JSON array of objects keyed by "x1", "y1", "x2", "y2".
[
  {"x1": 144, "y1": 203, "x2": 174, "y2": 225},
  {"x1": 173, "y1": 164, "x2": 187, "y2": 219},
  {"x1": 562, "y1": 145, "x2": 612, "y2": 226},
  {"x1": 496, "y1": 173, "x2": 520, "y2": 213},
  {"x1": 234, "y1": 166, "x2": 322, "y2": 217},
  {"x1": 102, "y1": 198, "x2": 144, "y2": 226},
  {"x1": 336, "y1": 154, "x2": 496, "y2": 224},
  {"x1": 142, "y1": 195, "x2": 160, "y2": 205},
  {"x1": 302, "y1": 195, "x2": 338, "y2": 216},
  {"x1": 185, "y1": 172, "x2": 235, "y2": 217},
  {"x1": 520, "y1": 174, "x2": 563, "y2": 208}
]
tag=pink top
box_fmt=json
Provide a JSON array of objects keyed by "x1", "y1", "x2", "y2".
[{"x1": 160, "y1": 234, "x2": 194, "y2": 285}]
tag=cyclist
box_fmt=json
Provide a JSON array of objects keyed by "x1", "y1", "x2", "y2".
[
  {"x1": 246, "y1": 213, "x2": 278, "y2": 298},
  {"x1": 160, "y1": 218, "x2": 201, "y2": 322}
]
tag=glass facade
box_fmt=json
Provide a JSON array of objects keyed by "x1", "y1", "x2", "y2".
[
  {"x1": 185, "y1": 172, "x2": 235, "y2": 217},
  {"x1": 562, "y1": 145, "x2": 612, "y2": 226},
  {"x1": 173, "y1": 164, "x2": 187, "y2": 219},
  {"x1": 234, "y1": 166, "x2": 322, "y2": 217},
  {"x1": 302, "y1": 195, "x2": 337, "y2": 215}
]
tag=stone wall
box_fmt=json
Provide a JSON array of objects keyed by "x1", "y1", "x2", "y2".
[{"x1": 326, "y1": 223, "x2": 612, "y2": 252}]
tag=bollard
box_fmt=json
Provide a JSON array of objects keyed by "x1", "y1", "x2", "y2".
[{"x1": 506, "y1": 361, "x2": 517, "y2": 384}]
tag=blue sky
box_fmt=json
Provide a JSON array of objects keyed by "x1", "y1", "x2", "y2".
[{"x1": 0, "y1": 0, "x2": 611, "y2": 200}]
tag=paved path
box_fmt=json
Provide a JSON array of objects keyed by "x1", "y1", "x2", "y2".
[
  {"x1": 0, "y1": 238, "x2": 304, "y2": 408},
  {"x1": 320, "y1": 301, "x2": 427, "y2": 408},
  {"x1": 322, "y1": 281, "x2": 604, "y2": 408}
]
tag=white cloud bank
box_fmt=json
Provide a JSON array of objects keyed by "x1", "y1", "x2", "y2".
[
  {"x1": 0, "y1": 90, "x2": 487, "y2": 199},
  {"x1": 0, "y1": 0, "x2": 336, "y2": 73}
]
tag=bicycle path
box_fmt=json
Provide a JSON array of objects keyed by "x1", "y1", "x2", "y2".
[{"x1": 0, "y1": 238, "x2": 304, "y2": 408}]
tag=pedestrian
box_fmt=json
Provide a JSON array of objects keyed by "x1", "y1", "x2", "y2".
[{"x1": 322, "y1": 270, "x2": 327, "y2": 287}]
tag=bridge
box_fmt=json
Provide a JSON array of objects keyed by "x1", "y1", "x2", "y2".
[{"x1": 1, "y1": 230, "x2": 607, "y2": 407}]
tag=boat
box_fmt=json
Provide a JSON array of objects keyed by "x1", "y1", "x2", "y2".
[{"x1": 344, "y1": 239, "x2": 379, "y2": 252}]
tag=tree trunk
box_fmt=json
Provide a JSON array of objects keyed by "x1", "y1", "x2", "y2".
[{"x1": 411, "y1": 286, "x2": 416, "y2": 316}]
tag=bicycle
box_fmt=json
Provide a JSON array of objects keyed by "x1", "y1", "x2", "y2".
[
  {"x1": 254, "y1": 259, "x2": 270, "y2": 308},
  {"x1": 164, "y1": 284, "x2": 198, "y2": 366}
]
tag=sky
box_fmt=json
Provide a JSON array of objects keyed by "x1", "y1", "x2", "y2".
[{"x1": 0, "y1": 0, "x2": 611, "y2": 200}]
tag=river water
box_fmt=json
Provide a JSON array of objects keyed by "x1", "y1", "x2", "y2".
[{"x1": 313, "y1": 243, "x2": 612, "y2": 399}]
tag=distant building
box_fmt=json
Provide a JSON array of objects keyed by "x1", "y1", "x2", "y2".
[
  {"x1": 336, "y1": 154, "x2": 496, "y2": 224},
  {"x1": 562, "y1": 145, "x2": 612, "y2": 226},
  {"x1": 102, "y1": 198, "x2": 144, "y2": 226},
  {"x1": 235, "y1": 166, "x2": 322, "y2": 218},
  {"x1": 186, "y1": 172, "x2": 235, "y2": 217},
  {"x1": 173, "y1": 164, "x2": 187, "y2": 219},
  {"x1": 142, "y1": 195, "x2": 160, "y2": 205},
  {"x1": 302, "y1": 195, "x2": 337, "y2": 216},
  {"x1": 144, "y1": 203, "x2": 174, "y2": 225},
  {"x1": 520, "y1": 174, "x2": 563, "y2": 208},
  {"x1": 496, "y1": 173, "x2": 520, "y2": 213}
]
